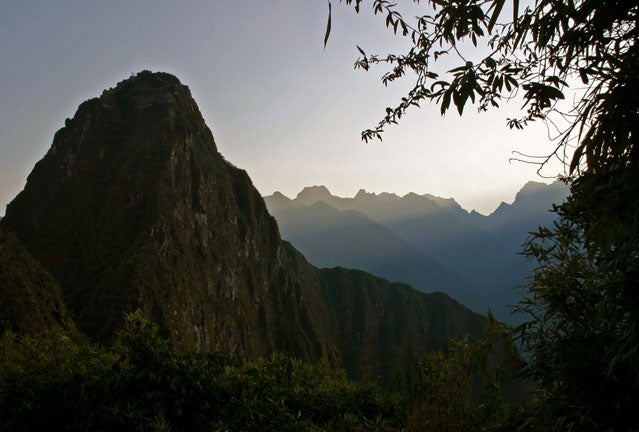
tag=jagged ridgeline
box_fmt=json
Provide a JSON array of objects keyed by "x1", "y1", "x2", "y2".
[{"x1": 1, "y1": 71, "x2": 484, "y2": 384}]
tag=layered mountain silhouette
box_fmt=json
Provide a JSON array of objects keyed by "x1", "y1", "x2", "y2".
[
  {"x1": 265, "y1": 181, "x2": 568, "y2": 322},
  {"x1": 268, "y1": 196, "x2": 476, "y2": 305},
  {"x1": 0, "y1": 71, "x2": 485, "y2": 385}
]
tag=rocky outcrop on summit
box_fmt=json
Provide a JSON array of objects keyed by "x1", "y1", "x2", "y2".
[{"x1": 1, "y1": 71, "x2": 485, "y2": 383}]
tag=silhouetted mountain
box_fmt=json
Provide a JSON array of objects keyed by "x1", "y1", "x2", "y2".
[
  {"x1": 0, "y1": 71, "x2": 485, "y2": 385},
  {"x1": 470, "y1": 180, "x2": 569, "y2": 250},
  {"x1": 266, "y1": 182, "x2": 568, "y2": 322}
]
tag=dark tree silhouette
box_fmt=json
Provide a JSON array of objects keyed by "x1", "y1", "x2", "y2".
[{"x1": 330, "y1": 1, "x2": 639, "y2": 429}]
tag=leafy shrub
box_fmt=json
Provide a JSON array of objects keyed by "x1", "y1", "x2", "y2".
[
  {"x1": 0, "y1": 312, "x2": 402, "y2": 431},
  {"x1": 0, "y1": 310, "x2": 527, "y2": 431},
  {"x1": 0, "y1": 328, "x2": 116, "y2": 430}
]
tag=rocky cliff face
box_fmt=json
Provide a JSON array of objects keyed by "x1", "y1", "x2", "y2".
[{"x1": 1, "y1": 71, "x2": 484, "y2": 383}]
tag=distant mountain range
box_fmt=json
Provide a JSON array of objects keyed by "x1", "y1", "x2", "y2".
[{"x1": 265, "y1": 181, "x2": 569, "y2": 322}]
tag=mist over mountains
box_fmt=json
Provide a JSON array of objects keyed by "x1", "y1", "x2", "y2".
[{"x1": 265, "y1": 181, "x2": 568, "y2": 322}]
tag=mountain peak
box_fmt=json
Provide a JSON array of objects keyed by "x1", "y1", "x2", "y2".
[
  {"x1": 354, "y1": 189, "x2": 373, "y2": 199},
  {"x1": 378, "y1": 192, "x2": 400, "y2": 200},
  {"x1": 513, "y1": 180, "x2": 568, "y2": 205},
  {"x1": 403, "y1": 192, "x2": 421, "y2": 199},
  {"x1": 270, "y1": 191, "x2": 290, "y2": 200},
  {"x1": 2, "y1": 70, "x2": 283, "y2": 348},
  {"x1": 105, "y1": 70, "x2": 183, "y2": 96},
  {"x1": 518, "y1": 181, "x2": 549, "y2": 195},
  {"x1": 490, "y1": 201, "x2": 511, "y2": 215},
  {"x1": 296, "y1": 185, "x2": 332, "y2": 204},
  {"x1": 97, "y1": 70, "x2": 190, "y2": 113}
]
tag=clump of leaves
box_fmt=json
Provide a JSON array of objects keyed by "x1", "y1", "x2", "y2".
[
  {"x1": 514, "y1": 181, "x2": 639, "y2": 431},
  {"x1": 403, "y1": 316, "x2": 523, "y2": 432},
  {"x1": 217, "y1": 353, "x2": 400, "y2": 431},
  {"x1": 0, "y1": 328, "x2": 116, "y2": 430}
]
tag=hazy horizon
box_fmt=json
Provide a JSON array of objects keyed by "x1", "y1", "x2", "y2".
[
  {"x1": 1, "y1": 2, "x2": 566, "y2": 217},
  {"x1": 262, "y1": 179, "x2": 561, "y2": 217}
]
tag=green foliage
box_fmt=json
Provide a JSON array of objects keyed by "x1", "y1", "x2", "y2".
[
  {"x1": 0, "y1": 312, "x2": 403, "y2": 431},
  {"x1": 218, "y1": 354, "x2": 398, "y2": 431},
  {"x1": 0, "y1": 329, "x2": 116, "y2": 430},
  {"x1": 514, "y1": 178, "x2": 639, "y2": 431},
  {"x1": 404, "y1": 316, "x2": 521, "y2": 432},
  {"x1": 0, "y1": 310, "x2": 531, "y2": 431}
]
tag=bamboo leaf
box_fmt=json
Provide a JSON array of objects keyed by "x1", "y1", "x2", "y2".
[
  {"x1": 488, "y1": 0, "x2": 506, "y2": 33},
  {"x1": 324, "y1": 1, "x2": 332, "y2": 49}
]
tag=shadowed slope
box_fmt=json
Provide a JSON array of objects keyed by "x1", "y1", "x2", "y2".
[{"x1": 0, "y1": 227, "x2": 75, "y2": 334}]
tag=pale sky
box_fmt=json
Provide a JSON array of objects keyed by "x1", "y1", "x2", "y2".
[{"x1": 0, "y1": 1, "x2": 566, "y2": 216}]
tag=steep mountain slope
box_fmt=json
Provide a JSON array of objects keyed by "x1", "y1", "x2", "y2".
[
  {"x1": 283, "y1": 243, "x2": 486, "y2": 384},
  {"x1": 0, "y1": 227, "x2": 75, "y2": 334},
  {"x1": 0, "y1": 71, "x2": 485, "y2": 384}
]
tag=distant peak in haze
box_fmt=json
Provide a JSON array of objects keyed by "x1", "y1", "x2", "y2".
[
  {"x1": 519, "y1": 181, "x2": 551, "y2": 195},
  {"x1": 469, "y1": 209, "x2": 484, "y2": 217},
  {"x1": 485, "y1": 180, "x2": 568, "y2": 220},
  {"x1": 511, "y1": 180, "x2": 567, "y2": 206},
  {"x1": 296, "y1": 185, "x2": 332, "y2": 204},
  {"x1": 489, "y1": 201, "x2": 511, "y2": 216},
  {"x1": 270, "y1": 191, "x2": 290, "y2": 200},
  {"x1": 355, "y1": 189, "x2": 372, "y2": 199},
  {"x1": 354, "y1": 189, "x2": 401, "y2": 202},
  {"x1": 403, "y1": 192, "x2": 421, "y2": 199},
  {"x1": 518, "y1": 180, "x2": 564, "y2": 194}
]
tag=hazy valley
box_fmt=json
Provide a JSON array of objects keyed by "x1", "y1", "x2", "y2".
[{"x1": 265, "y1": 181, "x2": 568, "y2": 322}]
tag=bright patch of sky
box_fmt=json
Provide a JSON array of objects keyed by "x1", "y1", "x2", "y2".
[{"x1": 0, "y1": 1, "x2": 566, "y2": 216}]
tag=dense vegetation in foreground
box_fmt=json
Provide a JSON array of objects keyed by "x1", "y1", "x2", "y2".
[{"x1": 0, "y1": 312, "x2": 528, "y2": 432}]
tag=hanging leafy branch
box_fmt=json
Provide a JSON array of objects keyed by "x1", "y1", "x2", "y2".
[{"x1": 327, "y1": 0, "x2": 638, "y2": 175}]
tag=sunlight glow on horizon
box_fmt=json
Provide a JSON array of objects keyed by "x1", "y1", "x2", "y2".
[{"x1": 0, "y1": 2, "x2": 567, "y2": 218}]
